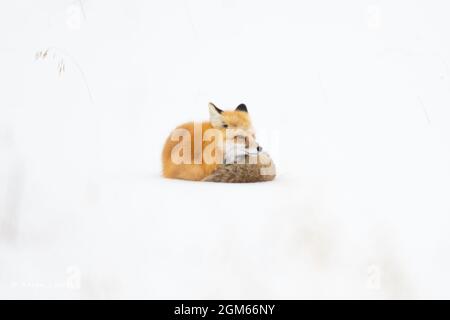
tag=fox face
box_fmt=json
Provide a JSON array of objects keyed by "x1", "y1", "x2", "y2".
[
  {"x1": 208, "y1": 102, "x2": 262, "y2": 163},
  {"x1": 222, "y1": 127, "x2": 262, "y2": 164},
  {"x1": 208, "y1": 102, "x2": 252, "y2": 130}
]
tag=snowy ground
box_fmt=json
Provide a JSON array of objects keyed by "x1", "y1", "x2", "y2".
[{"x1": 1, "y1": 0, "x2": 450, "y2": 299}]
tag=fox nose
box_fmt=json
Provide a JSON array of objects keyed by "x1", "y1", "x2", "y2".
[{"x1": 257, "y1": 146, "x2": 263, "y2": 152}]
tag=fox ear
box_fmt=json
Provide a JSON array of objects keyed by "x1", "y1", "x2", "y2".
[
  {"x1": 235, "y1": 103, "x2": 248, "y2": 113},
  {"x1": 208, "y1": 102, "x2": 224, "y2": 127}
]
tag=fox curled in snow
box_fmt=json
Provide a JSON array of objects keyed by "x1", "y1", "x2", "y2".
[{"x1": 162, "y1": 102, "x2": 276, "y2": 182}]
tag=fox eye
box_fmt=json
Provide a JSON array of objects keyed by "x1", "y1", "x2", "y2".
[{"x1": 222, "y1": 124, "x2": 228, "y2": 128}]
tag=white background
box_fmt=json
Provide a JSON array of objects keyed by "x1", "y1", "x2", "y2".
[{"x1": 1, "y1": 0, "x2": 450, "y2": 299}]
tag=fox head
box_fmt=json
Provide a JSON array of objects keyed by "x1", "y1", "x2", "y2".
[
  {"x1": 208, "y1": 102, "x2": 262, "y2": 162},
  {"x1": 208, "y1": 102, "x2": 252, "y2": 130}
]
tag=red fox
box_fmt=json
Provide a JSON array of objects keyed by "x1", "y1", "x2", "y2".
[{"x1": 162, "y1": 102, "x2": 267, "y2": 181}]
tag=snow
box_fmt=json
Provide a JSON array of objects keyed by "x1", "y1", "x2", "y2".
[{"x1": 1, "y1": 0, "x2": 450, "y2": 299}]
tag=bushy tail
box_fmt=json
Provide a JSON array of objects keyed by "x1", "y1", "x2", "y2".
[{"x1": 202, "y1": 153, "x2": 276, "y2": 183}]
